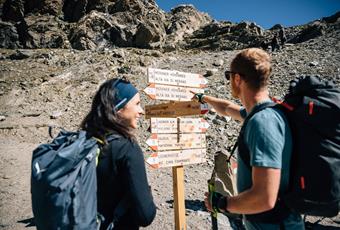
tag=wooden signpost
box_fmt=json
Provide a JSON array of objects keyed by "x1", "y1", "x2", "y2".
[
  {"x1": 145, "y1": 101, "x2": 208, "y2": 119},
  {"x1": 144, "y1": 68, "x2": 209, "y2": 230}
]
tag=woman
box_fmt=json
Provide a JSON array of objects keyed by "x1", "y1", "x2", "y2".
[{"x1": 80, "y1": 77, "x2": 156, "y2": 230}]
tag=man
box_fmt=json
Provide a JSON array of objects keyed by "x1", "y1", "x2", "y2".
[
  {"x1": 279, "y1": 28, "x2": 287, "y2": 47},
  {"x1": 196, "y1": 48, "x2": 304, "y2": 229},
  {"x1": 271, "y1": 34, "x2": 280, "y2": 52}
]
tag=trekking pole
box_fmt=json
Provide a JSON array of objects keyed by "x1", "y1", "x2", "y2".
[{"x1": 208, "y1": 179, "x2": 218, "y2": 230}]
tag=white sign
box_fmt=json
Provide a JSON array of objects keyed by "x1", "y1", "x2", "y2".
[
  {"x1": 146, "y1": 133, "x2": 206, "y2": 151},
  {"x1": 150, "y1": 118, "x2": 210, "y2": 133},
  {"x1": 144, "y1": 84, "x2": 204, "y2": 101},
  {"x1": 148, "y1": 68, "x2": 208, "y2": 88},
  {"x1": 145, "y1": 148, "x2": 206, "y2": 168}
]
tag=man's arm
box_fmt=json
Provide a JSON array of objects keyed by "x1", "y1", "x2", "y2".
[
  {"x1": 225, "y1": 166, "x2": 281, "y2": 214},
  {"x1": 199, "y1": 95, "x2": 244, "y2": 122}
]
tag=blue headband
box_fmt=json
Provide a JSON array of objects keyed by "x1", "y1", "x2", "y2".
[{"x1": 112, "y1": 79, "x2": 138, "y2": 111}]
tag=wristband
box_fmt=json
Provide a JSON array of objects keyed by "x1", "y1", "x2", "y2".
[
  {"x1": 217, "y1": 196, "x2": 229, "y2": 214},
  {"x1": 195, "y1": 93, "x2": 205, "y2": 103}
]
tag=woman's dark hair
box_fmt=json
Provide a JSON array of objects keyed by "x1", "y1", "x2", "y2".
[{"x1": 80, "y1": 78, "x2": 135, "y2": 141}]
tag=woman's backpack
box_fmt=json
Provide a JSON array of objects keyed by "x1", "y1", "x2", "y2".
[
  {"x1": 31, "y1": 130, "x2": 126, "y2": 230},
  {"x1": 31, "y1": 130, "x2": 100, "y2": 229}
]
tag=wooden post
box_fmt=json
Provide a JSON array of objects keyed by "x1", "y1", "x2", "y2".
[{"x1": 172, "y1": 166, "x2": 186, "y2": 230}]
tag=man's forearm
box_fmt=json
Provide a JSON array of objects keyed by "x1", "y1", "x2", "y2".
[
  {"x1": 203, "y1": 95, "x2": 243, "y2": 121},
  {"x1": 226, "y1": 167, "x2": 281, "y2": 214}
]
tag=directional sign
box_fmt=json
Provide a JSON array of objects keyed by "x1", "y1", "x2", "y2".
[
  {"x1": 146, "y1": 133, "x2": 206, "y2": 151},
  {"x1": 150, "y1": 117, "x2": 210, "y2": 133},
  {"x1": 144, "y1": 84, "x2": 204, "y2": 101},
  {"x1": 145, "y1": 101, "x2": 208, "y2": 119},
  {"x1": 145, "y1": 148, "x2": 206, "y2": 168},
  {"x1": 148, "y1": 68, "x2": 208, "y2": 88}
]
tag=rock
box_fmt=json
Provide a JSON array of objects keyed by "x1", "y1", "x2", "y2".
[
  {"x1": 9, "y1": 49, "x2": 34, "y2": 60},
  {"x1": 16, "y1": 15, "x2": 70, "y2": 49},
  {"x1": 69, "y1": 11, "x2": 113, "y2": 50},
  {"x1": 290, "y1": 22, "x2": 326, "y2": 44},
  {"x1": 50, "y1": 111, "x2": 62, "y2": 119},
  {"x1": 205, "y1": 68, "x2": 218, "y2": 77},
  {"x1": 309, "y1": 61, "x2": 319, "y2": 67},
  {"x1": 63, "y1": 0, "x2": 88, "y2": 22},
  {"x1": 213, "y1": 59, "x2": 224, "y2": 67},
  {"x1": 165, "y1": 4, "x2": 212, "y2": 45},
  {"x1": 134, "y1": 21, "x2": 165, "y2": 48},
  {"x1": 322, "y1": 11, "x2": 340, "y2": 24},
  {"x1": 2, "y1": 0, "x2": 25, "y2": 22},
  {"x1": 0, "y1": 115, "x2": 6, "y2": 121},
  {"x1": 270, "y1": 24, "x2": 284, "y2": 30},
  {"x1": 0, "y1": 20, "x2": 21, "y2": 49}
]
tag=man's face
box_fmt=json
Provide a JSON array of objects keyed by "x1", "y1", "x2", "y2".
[{"x1": 230, "y1": 74, "x2": 240, "y2": 99}]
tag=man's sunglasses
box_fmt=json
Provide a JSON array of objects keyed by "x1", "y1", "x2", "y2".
[{"x1": 224, "y1": 70, "x2": 239, "y2": 80}]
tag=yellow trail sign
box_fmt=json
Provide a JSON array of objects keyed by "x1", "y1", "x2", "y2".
[
  {"x1": 150, "y1": 117, "x2": 210, "y2": 133},
  {"x1": 146, "y1": 133, "x2": 206, "y2": 151},
  {"x1": 148, "y1": 68, "x2": 208, "y2": 88},
  {"x1": 145, "y1": 148, "x2": 206, "y2": 168},
  {"x1": 143, "y1": 83, "x2": 204, "y2": 101},
  {"x1": 145, "y1": 101, "x2": 208, "y2": 119}
]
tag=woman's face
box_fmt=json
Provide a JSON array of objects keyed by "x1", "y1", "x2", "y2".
[{"x1": 117, "y1": 93, "x2": 144, "y2": 129}]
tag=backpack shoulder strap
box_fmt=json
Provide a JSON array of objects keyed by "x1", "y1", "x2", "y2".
[{"x1": 100, "y1": 133, "x2": 130, "y2": 229}]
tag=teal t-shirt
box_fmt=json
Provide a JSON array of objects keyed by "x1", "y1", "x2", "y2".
[
  {"x1": 237, "y1": 103, "x2": 304, "y2": 229},
  {"x1": 237, "y1": 105, "x2": 292, "y2": 193}
]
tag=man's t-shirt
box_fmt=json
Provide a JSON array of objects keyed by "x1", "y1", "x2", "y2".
[
  {"x1": 237, "y1": 105, "x2": 292, "y2": 194},
  {"x1": 237, "y1": 103, "x2": 304, "y2": 229}
]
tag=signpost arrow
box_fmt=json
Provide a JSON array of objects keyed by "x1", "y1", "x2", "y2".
[
  {"x1": 143, "y1": 83, "x2": 204, "y2": 101},
  {"x1": 146, "y1": 133, "x2": 206, "y2": 151},
  {"x1": 150, "y1": 117, "x2": 210, "y2": 134},
  {"x1": 145, "y1": 101, "x2": 208, "y2": 119},
  {"x1": 145, "y1": 148, "x2": 206, "y2": 168},
  {"x1": 148, "y1": 68, "x2": 208, "y2": 88}
]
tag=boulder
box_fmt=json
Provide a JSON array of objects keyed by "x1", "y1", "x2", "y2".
[
  {"x1": 2, "y1": 0, "x2": 25, "y2": 22},
  {"x1": 322, "y1": 11, "x2": 340, "y2": 24},
  {"x1": 69, "y1": 11, "x2": 113, "y2": 50},
  {"x1": 135, "y1": 21, "x2": 165, "y2": 48},
  {"x1": 165, "y1": 4, "x2": 212, "y2": 45},
  {"x1": 16, "y1": 15, "x2": 70, "y2": 48},
  {"x1": 0, "y1": 20, "x2": 21, "y2": 48},
  {"x1": 185, "y1": 20, "x2": 264, "y2": 50},
  {"x1": 290, "y1": 21, "x2": 326, "y2": 43},
  {"x1": 63, "y1": 0, "x2": 88, "y2": 22}
]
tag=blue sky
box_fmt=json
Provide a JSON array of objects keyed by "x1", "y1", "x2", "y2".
[{"x1": 155, "y1": 0, "x2": 340, "y2": 29}]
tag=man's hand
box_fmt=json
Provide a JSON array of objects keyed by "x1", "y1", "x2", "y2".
[
  {"x1": 190, "y1": 90, "x2": 205, "y2": 103},
  {"x1": 204, "y1": 191, "x2": 224, "y2": 213},
  {"x1": 204, "y1": 192, "x2": 213, "y2": 212}
]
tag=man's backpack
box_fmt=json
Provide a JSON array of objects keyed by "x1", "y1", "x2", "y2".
[
  {"x1": 235, "y1": 75, "x2": 340, "y2": 219},
  {"x1": 277, "y1": 75, "x2": 340, "y2": 217},
  {"x1": 31, "y1": 130, "x2": 124, "y2": 230}
]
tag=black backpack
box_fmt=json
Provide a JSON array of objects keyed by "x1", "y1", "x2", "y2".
[
  {"x1": 234, "y1": 75, "x2": 340, "y2": 220},
  {"x1": 31, "y1": 130, "x2": 126, "y2": 230},
  {"x1": 279, "y1": 76, "x2": 340, "y2": 217}
]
